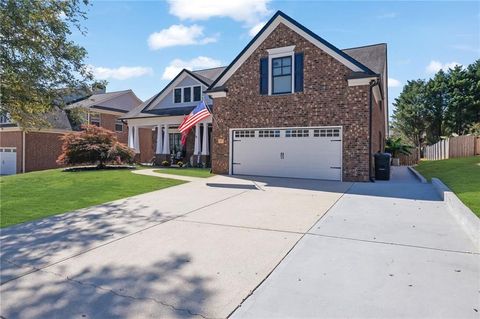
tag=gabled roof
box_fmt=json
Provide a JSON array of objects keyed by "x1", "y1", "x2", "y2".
[
  {"x1": 343, "y1": 43, "x2": 387, "y2": 79},
  {"x1": 0, "y1": 106, "x2": 72, "y2": 130},
  {"x1": 123, "y1": 67, "x2": 225, "y2": 119},
  {"x1": 66, "y1": 90, "x2": 142, "y2": 113},
  {"x1": 208, "y1": 10, "x2": 377, "y2": 91}
]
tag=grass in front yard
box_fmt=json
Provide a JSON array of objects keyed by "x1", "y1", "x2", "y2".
[
  {"x1": 415, "y1": 156, "x2": 480, "y2": 217},
  {"x1": 154, "y1": 168, "x2": 214, "y2": 178},
  {"x1": 0, "y1": 169, "x2": 185, "y2": 228}
]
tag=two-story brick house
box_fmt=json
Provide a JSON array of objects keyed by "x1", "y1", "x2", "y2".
[{"x1": 206, "y1": 11, "x2": 387, "y2": 182}]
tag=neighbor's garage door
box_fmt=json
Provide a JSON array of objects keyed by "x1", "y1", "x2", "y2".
[
  {"x1": 231, "y1": 127, "x2": 342, "y2": 181},
  {"x1": 0, "y1": 147, "x2": 17, "y2": 175}
]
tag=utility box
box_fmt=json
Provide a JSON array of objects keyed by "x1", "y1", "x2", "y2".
[{"x1": 374, "y1": 153, "x2": 391, "y2": 180}]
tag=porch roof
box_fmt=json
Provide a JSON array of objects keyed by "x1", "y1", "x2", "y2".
[{"x1": 123, "y1": 105, "x2": 213, "y2": 119}]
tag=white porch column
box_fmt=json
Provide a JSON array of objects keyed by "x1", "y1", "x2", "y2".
[
  {"x1": 201, "y1": 122, "x2": 209, "y2": 156},
  {"x1": 155, "y1": 125, "x2": 163, "y2": 154},
  {"x1": 162, "y1": 124, "x2": 170, "y2": 154},
  {"x1": 194, "y1": 123, "x2": 201, "y2": 155},
  {"x1": 128, "y1": 125, "x2": 134, "y2": 149},
  {"x1": 133, "y1": 126, "x2": 140, "y2": 154}
]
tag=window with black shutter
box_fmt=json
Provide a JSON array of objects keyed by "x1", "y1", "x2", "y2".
[{"x1": 272, "y1": 56, "x2": 292, "y2": 94}]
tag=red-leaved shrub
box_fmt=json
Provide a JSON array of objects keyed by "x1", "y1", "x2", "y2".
[{"x1": 57, "y1": 125, "x2": 135, "y2": 168}]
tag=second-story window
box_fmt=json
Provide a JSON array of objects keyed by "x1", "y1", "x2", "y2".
[
  {"x1": 174, "y1": 88, "x2": 182, "y2": 103},
  {"x1": 89, "y1": 112, "x2": 100, "y2": 127},
  {"x1": 193, "y1": 86, "x2": 201, "y2": 101},
  {"x1": 272, "y1": 56, "x2": 292, "y2": 94},
  {"x1": 183, "y1": 87, "x2": 191, "y2": 103}
]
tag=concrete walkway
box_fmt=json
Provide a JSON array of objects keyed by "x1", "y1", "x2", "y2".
[
  {"x1": 132, "y1": 168, "x2": 204, "y2": 182},
  {"x1": 232, "y1": 167, "x2": 480, "y2": 319}
]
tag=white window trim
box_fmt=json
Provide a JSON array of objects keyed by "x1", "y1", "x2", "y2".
[
  {"x1": 267, "y1": 45, "x2": 295, "y2": 95},
  {"x1": 173, "y1": 85, "x2": 203, "y2": 104}
]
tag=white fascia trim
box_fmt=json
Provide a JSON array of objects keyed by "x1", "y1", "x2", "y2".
[
  {"x1": 347, "y1": 77, "x2": 378, "y2": 86},
  {"x1": 208, "y1": 91, "x2": 227, "y2": 98},
  {"x1": 266, "y1": 45, "x2": 295, "y2": 55},
  {"x1": 215, "y1": 16, "x2": 364, "y2": 88}
]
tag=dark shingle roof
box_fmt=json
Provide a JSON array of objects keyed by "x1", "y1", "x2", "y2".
[
  {"x1": 192, "y1": 67, "x2": 227, "y2": 85},
  {"x1": 66, "y1": 90, "x2": 141, "y2": 113},
  {"x1": 342, "y1": 43, "x2": 386, "y2": 77}
]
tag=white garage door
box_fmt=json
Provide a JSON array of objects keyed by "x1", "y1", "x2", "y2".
[
  {"x1": 0, "y1": 147, "x2": 17, "y2": 175},
  {"x1": 231, "y1": 127, "x2": 342, "y2": 181}
]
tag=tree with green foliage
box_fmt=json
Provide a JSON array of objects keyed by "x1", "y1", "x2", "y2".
[
  {"x1": 392, "y1": 60, "x2": 480, "y2": 146},
  {"x1": 385, "y1": 137, "x2": 413, "y2": 158},
  {"x1": 0, "y1": 0, "x2": 93, "y2": 129},
  {"x1": 391, "y1": 80, "x2": 428, "y2": 147}
]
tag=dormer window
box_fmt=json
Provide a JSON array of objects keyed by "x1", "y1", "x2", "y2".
[
  {"x1": 183, "y1": 87, "x2": 191, "y2": 103},
  {"x1": 174, "y1": 85, "x2": 202, "y2": 103},
  {"x1": 174, "y1": 88, "x2": 182, "y2": 103},
  {"x1": 193, "y1": 86, "x2": 201, "y2": 101}
]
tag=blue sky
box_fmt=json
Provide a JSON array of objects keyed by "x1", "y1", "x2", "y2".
[{"x1": 72, "y1": 1, "x2": 480, "y2": 117}]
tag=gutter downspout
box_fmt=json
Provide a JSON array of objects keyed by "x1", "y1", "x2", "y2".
[
  {"x1": 369, "y1": 81, "x2": 375, "y2": 182},
  {"x1": 22, "y1": 130, "x2": 25, "y2": 173}
]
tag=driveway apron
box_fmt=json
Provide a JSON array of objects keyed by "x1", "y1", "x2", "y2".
[{"x1": 232, "y1": 167, "x2": 480, "y2": 319}]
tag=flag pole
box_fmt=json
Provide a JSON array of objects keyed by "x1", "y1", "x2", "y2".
[{"x1": 202, "y1": 97, "x2": 221, "y2": 130}]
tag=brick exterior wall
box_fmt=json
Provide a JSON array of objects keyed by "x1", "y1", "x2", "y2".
[
  {"x1": 0, "y1": 131, "x2": 23, "y2": 173},
  {"x1": 99, "y1": 113, "x2": 128, "y2": 144},
  {"x1": 25, "y1": 132, "x2": 64, "y2": 172},
  {"x1": 211, "y1": 23, "x2": 376, "y2": 181},
  {"x1": 371, "y1": 98, "x2": 387, "y2": 176}
]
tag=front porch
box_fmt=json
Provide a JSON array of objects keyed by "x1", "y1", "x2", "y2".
[{"x1": 127, "y1": 115, "x2": 212, "y2": 167}]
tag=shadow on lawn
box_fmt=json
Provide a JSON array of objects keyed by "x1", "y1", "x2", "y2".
[
  {"x1": 1, "y1": 253, "x2": 214, "y2": 318},
  {"x1": 0, "y1": 197, "x2": 175, "y2": 285}
]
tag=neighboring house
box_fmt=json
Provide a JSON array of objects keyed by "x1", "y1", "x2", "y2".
[
  {"x1": 122, "y1": 67, "x2": 225, "y2": 165},
  {"x1": 0, "y1": 89, "x2": 142, "y2": 175},
  {"x1": 205, "y1": 11, "x2": 388, "y2": 181},
  {"x1": 66, "y1": 89, "x2": 142, "y2": 144},
  {"x1": 0, "y1": 108, "x2": 73, "y2": 175}
]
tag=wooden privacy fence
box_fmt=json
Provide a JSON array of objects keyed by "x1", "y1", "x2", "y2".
[
  {"x1": 399, "y1": 147, "x2": 420, "y2": 166},
  {"x1": 423, "y1": 135, "x2": 480, "y2": 160}
]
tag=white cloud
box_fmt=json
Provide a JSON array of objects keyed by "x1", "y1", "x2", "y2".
[
  {"x1": 89, "y1": 66, "x2": 153, "y2": 80},
  {"x1": 162, "y1": 56, "x2": 222, "y2": 80},
  {"x1": 168, "y1": 0, "x2": 271, "y2": 25},
  {"x1": 148, "y1": 24, "x2": 217, "y2": 50},
  {"x1": 426, "y1": 60, "x2": 462, "y2": 74},
  {"x1": 249, "y1": 21, "x2": 266, "y2": 37},
  {"x1": 388, "y1": 78, "x2": 402, "y2": 88}
]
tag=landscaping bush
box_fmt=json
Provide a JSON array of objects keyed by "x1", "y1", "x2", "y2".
[
  {"x1": 161, "y1": 160, "x2": 170, "y2": 167},
  {"x1": 177, "y1": 161, "x2": 184, "y2": 167},
  {"x1": 57, "y1": 124, "x2": 135, "y2": 168}
]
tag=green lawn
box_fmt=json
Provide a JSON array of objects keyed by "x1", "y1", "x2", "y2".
[
  {"x1": 0, "y1": 169, "x2": 185, "y2": 228},
  {"x1": 415, "y1": 156, "x2": 480, "y2": 217},
  {"x1": 154, "y1": 168, "x2": 214, "y2": 178}
]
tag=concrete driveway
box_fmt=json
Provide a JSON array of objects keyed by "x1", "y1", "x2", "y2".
[
  {"x1": 232, "y1": 168, "x2": 480, "y2": 319},
  {"x1": 0, "y1": 174, "x2": 350, "y2": 318}
]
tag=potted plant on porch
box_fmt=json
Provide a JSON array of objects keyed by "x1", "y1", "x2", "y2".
[{"x1": 385, "y1": 137, "x2": 413, "y2": 166}]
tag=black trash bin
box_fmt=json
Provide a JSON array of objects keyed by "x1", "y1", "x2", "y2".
[{"x1": 374, "y1": 153, "x2": 391, "y2": 180}]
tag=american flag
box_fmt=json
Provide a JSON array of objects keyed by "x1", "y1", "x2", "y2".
[{"x1": 179, "y1": 101, "x2": 211, "y2": 145}]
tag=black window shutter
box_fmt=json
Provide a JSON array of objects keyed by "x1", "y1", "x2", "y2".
[
  {"x1": 294, "y1": 52, "x2": 304, "y2": 92},
  {"x1": 259, "y1": 57, "x2": 268, "y2": 95}
]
